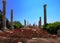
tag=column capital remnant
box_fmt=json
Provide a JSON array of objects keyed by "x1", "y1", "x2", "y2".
[{"x1": 43, "y1": 4, "x2": 47, "y2": 7}]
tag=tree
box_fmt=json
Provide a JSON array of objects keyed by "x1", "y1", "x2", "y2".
[
  {"x1": 14, "y1": 21, "x2": 24, "y2": 29},
  {"x1": 43, "y1": 22, "x2": 60, "y2": 34}
]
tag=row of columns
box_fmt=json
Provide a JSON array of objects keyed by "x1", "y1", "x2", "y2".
[
  {"x1": 2, "y1": 0, "x2": 14, "y2": 30},
  {"x1": 38, "y1": 4, "x2": 47, "y2": 29},
  {"x1": 2, "y1": 0, "x2": 47, "y2": 30},
  {"x1": 24, "y1": 4, "x2": 47, "y2": 29}
]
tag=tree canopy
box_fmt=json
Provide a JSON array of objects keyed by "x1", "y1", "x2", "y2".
[
  {"x1": 43, "y1": 22, "x2": 60, "y2": 34},
  {"x1": 14, "y1": 21, "x2": 24, "y2": 29}
]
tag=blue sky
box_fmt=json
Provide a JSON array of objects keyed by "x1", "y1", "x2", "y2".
[{"x1": 0, "y1": 0, "x2": 60, "y2": 25}]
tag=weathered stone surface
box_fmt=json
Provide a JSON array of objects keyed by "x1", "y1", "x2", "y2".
[
  {"x1": 10, "y1": 9, "x2": 14, "y2": 30},
  {"x1": 24, "y1": 19, "x2": 26, "y2": 29},
  {"x1": 2, "y1": 0, "x2": 7, "y2": 30},
  {"x1": 43, "y1": 4, "x2": 47, "y2": 25},
  {"x1": 39, "y1": 17, "x2": 41, "y2": 29}
]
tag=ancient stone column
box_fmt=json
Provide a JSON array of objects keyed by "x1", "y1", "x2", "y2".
[
  {"x1": 11, "y1": 9, "x2": 14, "y2": 30},
  {"x1": 39, "y1": 17, "x2": 41, "y2": 29},
  {"x1": 24, "y1": 19, "x2": 26, "y2": 29},
  {"x1": 2, "y1": 0, "x2": 7, "y2": 30},
  {"x1": 0, "y1": 10, "x2": 2, "y2": 29},
  {"x1": 43, "y1": 4, "x2": 47, "y2": 25}
]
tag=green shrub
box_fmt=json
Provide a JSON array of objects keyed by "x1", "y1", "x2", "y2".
[{"x1": 43, "y1": 22, "x2": 60, "y2": 34}]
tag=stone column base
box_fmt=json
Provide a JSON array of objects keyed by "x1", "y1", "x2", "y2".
[{"x1": 1, "y1": 27, "x2": 9, "y2": 32}]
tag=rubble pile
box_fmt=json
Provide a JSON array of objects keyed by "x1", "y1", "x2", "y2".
[{"x1": 0, "y1": 28, "x2": 58, "y2": 38}]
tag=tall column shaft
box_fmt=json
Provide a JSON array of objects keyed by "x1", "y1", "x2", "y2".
[
  {"x1": 2, "y1": 0, "x2": 6, "y2": 29},
  {"x1": 44, "y1": 4, "x2": 47, "y2": 25},
  {"x1": 11, "y1": 9, "x2": 14, "y2": 30},
  {"x1": 24, "y1": 19, "x2": 26, "y2": 29},
  {"x1": 39, "y1": 17, "x2": 41, "y2": 29}
]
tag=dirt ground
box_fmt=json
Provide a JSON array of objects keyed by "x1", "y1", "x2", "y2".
[
  {"x1": 0, "y1": 29, "x2": 59, "y2": 43},
  {"x1": 0, "y1": 37, "x2": 60, "y2": 43},
  {"x1": 27, "y1": 38, "x2": 59, "y2": 43}
]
